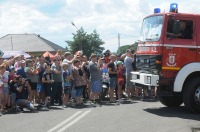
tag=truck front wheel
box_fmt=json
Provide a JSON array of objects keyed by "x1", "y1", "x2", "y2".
[
  {"x1": 183, "y1": 78, "x2": 200, "y2": 113},
  {"x1": 157, "y1": 87, "x2": 183, "y2": 107}
]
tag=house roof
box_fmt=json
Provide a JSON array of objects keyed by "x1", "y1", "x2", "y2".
[{"x1": 0, "y1": 34, "x2": 66, "y2": 52}]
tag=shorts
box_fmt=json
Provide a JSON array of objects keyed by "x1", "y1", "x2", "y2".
[
  {"x1": 3, "y1": 87, "x2": 9, "y2": 94},
  {"x1": 118, "y1": 78, "x2": 124, "y2": 85},
  {"x1": 109, "y1": 77, "x2": 117, "y2": 89},
  {"x1": 30, "y1": 82, "x2": 37, "y2": 90},
  {"x1": 91, "y1": 80, "x2": 102, "y2": 93},
  {"x1": 37, "y1": 83, "x2": 44, "y2": 93},
  {"x1": 71, "y1": 87, "x2": 76, "y2": 98},
  {"x1": 75, "y1": 86, "x2": 83, "y2": 97},
  {"x1": 43, "y1": 83, "x2": 52, "y2": 97},
  {"x1": 126, "y1": 73, "x2": 134, "y2": 88},
  {"x1": 63, "y1": 86, "x2": 72, "y2": 94}
]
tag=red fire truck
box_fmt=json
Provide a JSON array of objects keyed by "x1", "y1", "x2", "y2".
[{"x1": 131, "y1": 3, "x2": 200, "y2": 113}]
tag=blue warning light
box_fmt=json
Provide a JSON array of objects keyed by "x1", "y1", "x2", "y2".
[
  {"x1": 154, "y1": 8, "x2": 161, "y2": 13},
  {"x1": 170, "y1": 3, "x2": 178, "y2": 13}
]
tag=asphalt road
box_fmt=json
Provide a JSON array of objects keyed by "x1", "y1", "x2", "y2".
[{"x1": 0, "y1": 98, "x2": 200, "y2": 132}]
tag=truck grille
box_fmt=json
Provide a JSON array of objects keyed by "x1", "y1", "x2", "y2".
[{"x1": 135, "y1": 55, "x2": 161, "y2": 73}]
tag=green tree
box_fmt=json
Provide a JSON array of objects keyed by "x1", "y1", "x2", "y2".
[
  {"x1": 117, "y1": 45, "x2": 130, "y2": 54},
  {"x1": 117, "y1": 42, "x2": 138, "y2": 54},
  {"x1": 66, "y1": 28, "x2": 105, "y2": 57}
]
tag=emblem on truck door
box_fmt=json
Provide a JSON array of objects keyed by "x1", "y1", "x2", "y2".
[{"x1": 166, "y1": 53, "x2": 177, "y2": 66}]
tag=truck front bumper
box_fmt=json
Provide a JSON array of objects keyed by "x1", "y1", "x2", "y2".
[{"x1": 130, "y1": 71, "x2": 159, "y2": 87}]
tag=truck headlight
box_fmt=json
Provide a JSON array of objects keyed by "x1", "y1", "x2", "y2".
[{"x1": 147, "y1": 76, "x2": 151, "y2": 84}]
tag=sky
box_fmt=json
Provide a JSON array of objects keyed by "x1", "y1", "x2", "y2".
[{"x1": 0, "y1": 0, "x2": 200, "y2": 52}]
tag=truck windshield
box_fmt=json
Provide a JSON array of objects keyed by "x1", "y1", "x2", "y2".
[{"x1": 139, "y1": 15, "x2": 163, "y2": 42}]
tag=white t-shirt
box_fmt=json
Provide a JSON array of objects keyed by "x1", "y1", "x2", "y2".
[
  {"x1": 62, "y1": 59, "x2": 73, "y2": 74},
  {"x1": 3, "y1": 71, "x2": 9, "y2": 87}
]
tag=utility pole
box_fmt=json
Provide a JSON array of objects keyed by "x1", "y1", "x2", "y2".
[
  {"x1": 118, "y1": 33, "x2": 120, "y2": 53},
  {"x1": 11, "y1": 36, "x2": 13, "y2": 51}
]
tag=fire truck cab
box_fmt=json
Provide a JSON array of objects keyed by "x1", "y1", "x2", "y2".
[{"x1": 131, "y1": 3, "x2": 200, "y2": 113}]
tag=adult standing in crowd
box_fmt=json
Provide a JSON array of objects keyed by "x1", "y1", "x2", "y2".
[
  {"x1": 124, "y1": 49, "x2": 136, "y2": 99},
  {"x1": 108, "y1": 54, "x2": 118, "y2": 103},
  {"x1": 51, "y1": 57, "x2": 63, "y2": 106},
  {"x1": 14, "y1": 55, "x2": 22, "y2": 72},
  {"x1": 62, "y1": 52, "x2": 76, "y2": 74},
  {"x1": 16, "y1": 60, "x2": 27, "y2": 79},
  {"x1": 25, "y1": 59, "x2": 38, "y2": 103},
  {"x1": 0, "y1": 65, "x2": 9, "y2": 112},
  {"x1": 89, "y1": 54, "x2": 102, "y2": 105},
  {"x1": 82, "y1": 55, "x2": 90, "y2": 100},
  {"x1": 72, "y1": 59, "x2": 87, "y2": 105}
]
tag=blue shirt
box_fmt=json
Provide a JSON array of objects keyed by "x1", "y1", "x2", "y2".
[
  {"x1": 63, "y1": 70, "x2": 72, "y2": 87},
  {"x1": 17, "y1": 67, "x2": 27, "y2": 78}
]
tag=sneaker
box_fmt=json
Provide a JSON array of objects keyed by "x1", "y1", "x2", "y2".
[
  {"x1": 16, "y1": 108, "x2": 22, "y2": 113},
  {"x1": 32, "y1": 109, "x2": 38, "y2": 113},
  {"x1": 1, "y1": 110, "x2": 8, "y2": 114},
  {"x1": 96, "y1": 99, "x2": 102, "y2": 106},
  {"x1": 123, "y1": 92, "x2": 128, "y2": 98},
  {"x1": 134, "y1": 96, "x2": 142, "y2": 100},
  {"x1": 121, "y1": 94, "x2": 127, "y2": 99},
  {"x1": 41, "y1": 107, "x2": 49, "y2": 111},
  {"x1": 63, "y1": 105, "x2": 68, "y2": 108},
  {"x1": 109, "y1": 100, "x2": 116, "y2": 103},
  {"x1": 90, "y1": 101, "x2": 96, "y2": 107},
  {"x1": 118, "y1": 99, "x2": 123, "y2": 103}
]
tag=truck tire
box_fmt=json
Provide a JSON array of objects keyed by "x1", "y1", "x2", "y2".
[
  {"x1": 157, "y1": 88, "x2": 183, "y2": 107},
  {"x1": 183, "y1": 78, "x2": 200, "y2": 113}
]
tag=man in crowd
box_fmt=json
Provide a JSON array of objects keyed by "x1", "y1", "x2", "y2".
[
  {"x1": 16, "y1": 60, "x2": 27, "y2": 78},
  {"x1": 89, "y1": 54, "x2": 102, "y2": 105},
  {"x1": 62, "y1": 52, "x2": 76, "y2": 74},
  {"x1": 124, "y1": 49, "x2": 137, "y2": 99},
  {"x1": 15, "y1": 75, "x2": 36, "y2": 113},
  {"x1": 51, "y1": 57, "x2": 63, "y2": 106}
]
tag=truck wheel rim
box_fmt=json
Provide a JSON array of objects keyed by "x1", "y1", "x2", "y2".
[{"x1": 195, "y1": 87, "x2": 200, "y2": 104}]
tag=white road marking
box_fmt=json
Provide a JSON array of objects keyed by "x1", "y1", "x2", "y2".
[
  {"x1": 47, "y1": 111, "x2": 82, "y2": 132},
  {"x1": 57, "y1": 110, "x2": 91, "y2": 132}
]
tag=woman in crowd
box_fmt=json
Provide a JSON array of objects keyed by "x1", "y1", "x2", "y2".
[
  {"x1": 25, "y1": 59, "x2": 39, "y2": 103},
  {"x1": 1, "y1": 64, "x2": 10, "y2": 110},
  {"x1": 72, "y1": 59, "x2": 87, "y2": 106}
]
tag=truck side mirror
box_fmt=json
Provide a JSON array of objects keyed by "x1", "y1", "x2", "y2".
[{"x1": 173, "y1": 20, "x2": 180, "y2": 34}]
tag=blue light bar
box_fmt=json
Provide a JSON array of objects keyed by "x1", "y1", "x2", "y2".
[
  {"x1": 154, "y1": 8, "x2": 161, "y2": 13},
  {"x1": 170, "y1": 3, "x2": 178, "y2": 12}
]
